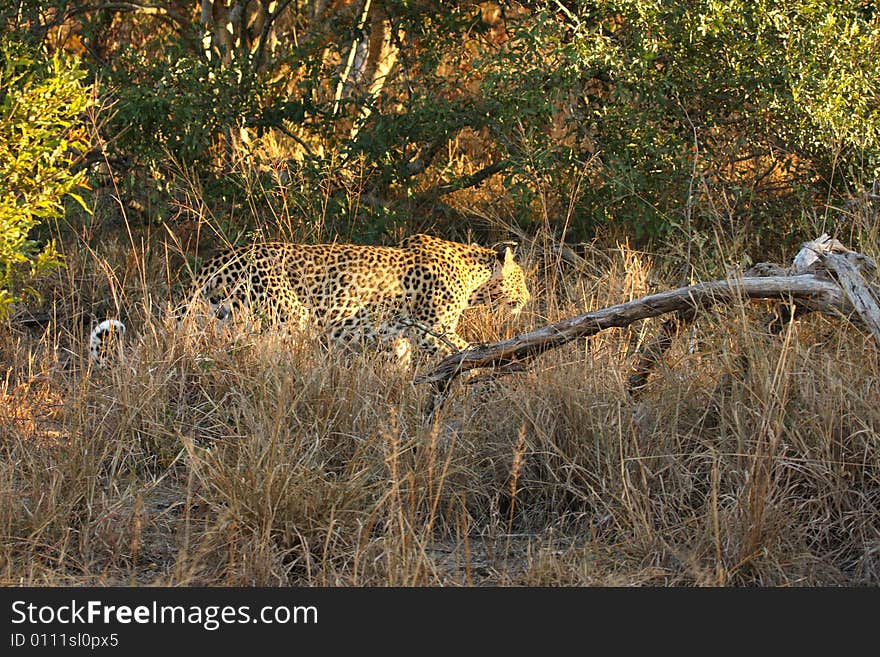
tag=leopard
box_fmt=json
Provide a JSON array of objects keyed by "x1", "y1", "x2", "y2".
[{"x1": 90, "y1": 234, "x2": 530, "y2": 365}]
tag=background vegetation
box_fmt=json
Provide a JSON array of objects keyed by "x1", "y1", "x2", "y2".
[{"x1": 1, "y1": 0, "x2": 878, "y2": 585}]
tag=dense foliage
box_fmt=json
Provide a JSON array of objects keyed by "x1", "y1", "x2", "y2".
[
  {"x1": 0, "y1": 39, "x2": 90, "y2": 313},
  {"x1": 2, "y1": 0, "x2": 878, "y2": 251}
]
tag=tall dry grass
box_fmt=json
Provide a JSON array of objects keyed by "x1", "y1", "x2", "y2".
[{"x1": 1, "y1": 200, "x2": 878, "y2": 586}]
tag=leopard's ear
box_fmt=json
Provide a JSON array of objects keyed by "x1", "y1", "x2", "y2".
[{"x1": 494, "y1": 241, "x2": 518, "y2": 263}]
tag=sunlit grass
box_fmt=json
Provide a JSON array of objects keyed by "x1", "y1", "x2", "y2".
[{"x1": 2, "y1": 210, "x2": 878, "y2": 585}]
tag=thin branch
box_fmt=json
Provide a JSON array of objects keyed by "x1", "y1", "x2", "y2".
[
  {"x1": 251, "y1": 0, "x2": 294, "y2": 73},
  {"x1": 273, "y1": 122, "x2": 317, "y2": 159},
  {"x1": 414, "y1": 158, "x2": 513, "y2": 203},
  {"x1": 627, "y1": 308, "x2": 696, "y2": 394},
  {"x1": 62, "y1": 2, "x2": 198, "y2": 52},
  {"x1": 333, "y1": 0, "x2": 373, "y2": 116},
  {"x1": 401, "y1": 136, "x2": 450, "y2": 178},
  {"x1": 65, "y1": 2, "x2": 189, "y2": 25},
  {"x1": 398, "y1": 318, "x2": 461, "y2": 353}
]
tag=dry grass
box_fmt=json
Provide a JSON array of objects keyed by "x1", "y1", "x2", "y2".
[{"x1": 1, "y1": 227, "x2": 878, "y2": 587}]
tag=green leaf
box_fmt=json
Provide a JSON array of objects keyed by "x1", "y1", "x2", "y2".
[{"x1": 66, "y1": 191, "x2": 92, "y2": 214}]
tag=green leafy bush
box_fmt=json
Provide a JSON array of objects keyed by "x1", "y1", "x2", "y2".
[
  {"x1": 0, "y1": 41, "x2": 91, "y2": 313},
  {"x1": 563, "y1": 0, "x2": 880, "y2": 240},
  {"x1": 6, "y1": 2, "x2": 876, "y2": 248}
]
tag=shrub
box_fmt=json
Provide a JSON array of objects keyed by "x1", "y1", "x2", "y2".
[
  {"x1": 0, "y1": 41, "x2": 91, "y2": 313},
  {"x1": 565, "y1": 0, "x2": 880, "y2": 240}
]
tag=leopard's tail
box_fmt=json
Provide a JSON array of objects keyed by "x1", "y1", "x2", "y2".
[{"x1": 89, "y1": 319, "x2": 126, "y2": 365}]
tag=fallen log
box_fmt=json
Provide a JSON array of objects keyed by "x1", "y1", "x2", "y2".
[
  {"x1": 630, "y1": 235, "x2": 880, "y2": 394},
  {"x1": 417, "y1": 235, "x2": 879, "y2": 419}
]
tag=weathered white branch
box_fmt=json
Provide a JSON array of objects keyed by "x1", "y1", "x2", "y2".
[
  {"x1": 823, "y1": 252, "x2": 880, "y2": 345},
  {"x1": 417, "y1": 274, "x2": 852, "y2": 390},
  {"x1": 414, "y1": 234, "x2": 878, "y2": 419}
]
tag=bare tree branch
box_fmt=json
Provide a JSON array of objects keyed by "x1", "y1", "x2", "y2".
[
  {"x1": 65, "y1": 2, "x2": 189, "y2": 26},
  {"x1": 251, "y1": 0, "x2": 295, "y2": 72},
  {"x1": 273, "y1": 122, "x2": 318, "y2": 159},
  {"x1": 823, "y1": 252, "x2": 880, "y2": 345},
  {"x1": 420, "y1": 274, "x2": 851, "y2": 383},
  {"x1": 416, "y1": 273, "x2": 860, "y2": 419},
  {"x1": 417, "y1": 235, "x2": 880, "y2": 420},
  {"x1": 414, "y1": 158, "x2": 512, "y2": 203},
  {"x1": 60, "y1": 2, "x2": 199, "y2": 52}
]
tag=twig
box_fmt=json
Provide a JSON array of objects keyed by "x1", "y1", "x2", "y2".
[{"x1": 398, "y1": 318, "x2": 461, "y2": 354}]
